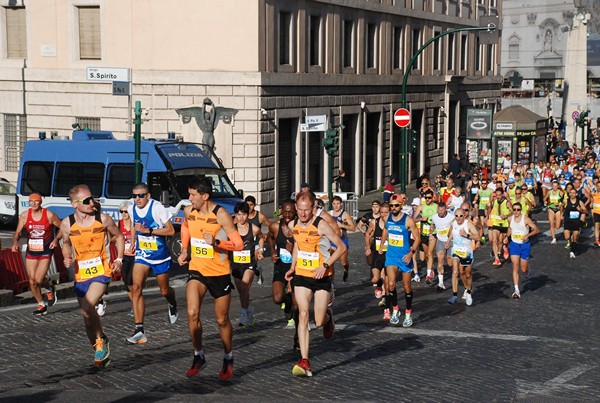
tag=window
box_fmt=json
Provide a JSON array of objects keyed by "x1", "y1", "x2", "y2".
[
  {"x1": 366, "y1": 23, "x2": 377, "y2": 69},
  {"x1": 278, "y1": 11, "x2": 293, "y2": 66},
  {"x1": 106, "y1": 164, "x2": 136, "y2": 198},
  {"x1": 433, "y1": 110, "x2": 439, "y2": 150},
  {"x1": 460, "y1": 34, "x2": 468, "y2": 71},
  {"x1": 4, "y1": 114, "x2": 27, "y2": 172},
  {"x1": 342, "y1": 19, "x2": 354, "y2": 68},
  {"x1": 433, "y1": 30, "x2": 441, "y2": 71},
  {"x1": 20, "y1": 162, "x2": 54, "y2": 196},
  {"x1": 509, "y1": 43, "x2": 519, "y2": 61},
  {"x1": 411, "y1": 28, "x2": 421, "y2": 70},
  {"x1": 392, "y1": 26, "x2": 403, "y2": 70},
  {"x1": 475, "y1": 36, "x2": 482, "y2": 71},
  {"x1": 5, "y1": 6, "x2": 27, "y2": 58},
  {"x1": 486, "y1": 44, "x2": 494, "y2": 72},
  {"x1": 78, "y1": 6, "x2": 101, "y2": 60},
  {"x1": 75, "y1": 116, "x2": 101, "y2": 131},
  {"x1": 447, "y1": 33, "x2": 455, "y2": 71},
  {"x1": 54, "y1": 162, "x2": 104, "y2": 197},
  {"x1": 309, "y1": 15, "x2": 321, "y2": 66}
]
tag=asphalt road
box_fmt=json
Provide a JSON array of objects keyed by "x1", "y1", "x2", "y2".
[{"x1": 0, "y1": 214, "x2": 598, "y2": 402}]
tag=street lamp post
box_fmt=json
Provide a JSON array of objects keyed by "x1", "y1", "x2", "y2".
[{"x1": 399, "y1": 22, "x2": 498, "y2": 192}]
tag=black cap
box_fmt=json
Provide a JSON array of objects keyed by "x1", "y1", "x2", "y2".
[{"x1": 301, "y1": 182, "x2": 310, "y2": 189}]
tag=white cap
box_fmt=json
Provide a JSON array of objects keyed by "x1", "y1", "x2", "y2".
[{"x1": 411, "y1": 197, "x2": 421, "y2": 206}]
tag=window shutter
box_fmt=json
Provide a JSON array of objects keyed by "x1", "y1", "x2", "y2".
[
  {"x1": 79, "y1": 6, "x2": 101, "y2": 60},
  {"x1": 6, "y1": 7, "x2": 27, "y2": 59}
]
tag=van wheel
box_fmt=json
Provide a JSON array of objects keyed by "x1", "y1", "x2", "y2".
[{"x1": 168, "y1": 233, "x2": 183, "y2": 261}]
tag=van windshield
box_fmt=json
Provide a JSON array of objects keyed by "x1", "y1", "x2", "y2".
[{"x1": 171, "y1": 168, "x2": 239, "y2": 200}]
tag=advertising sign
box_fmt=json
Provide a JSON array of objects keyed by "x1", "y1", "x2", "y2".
[{"x1": 466, "y1": 108, "x2": 493, "y2": 140}]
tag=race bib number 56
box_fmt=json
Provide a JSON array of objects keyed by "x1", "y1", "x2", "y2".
[{"x1": 191, "y1": 238, "x2": 214, "y2": 258}]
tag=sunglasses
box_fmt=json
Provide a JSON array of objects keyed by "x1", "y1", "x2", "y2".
[
  {"x1": 73, "y1": 196, "x2": 94, "y2": 205},
  {"x1": 513, "y1": 208, "x2": 522, "y2": 211},
  {"x1": 132, "y1": 193, "x2": 148, "y2": 199},
  {"x1": 389, "y1": 204, "x2": 401, "y2": 207},
  {"x1": 425, "y1": 197, "x2": 432, "y2": 200},
  {"x1": 120, "y1": 210, "x2": 128, "y2": 213},
  {"x1": 455, "y1": 214, "x2": 464, "y2": 217}
]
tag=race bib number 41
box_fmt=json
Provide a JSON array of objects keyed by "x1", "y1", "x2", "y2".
[{"x1": 138, "y1": 235, "x2": 158, "y2": 251}]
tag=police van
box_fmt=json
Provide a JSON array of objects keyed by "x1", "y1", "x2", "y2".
[{"x1": 16, "y1": 130, "x2": 243, "y2": 253}]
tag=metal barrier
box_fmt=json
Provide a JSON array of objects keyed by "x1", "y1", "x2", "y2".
[{"x1": 289, "y1": 192, "x2": 359, "y2": 222}]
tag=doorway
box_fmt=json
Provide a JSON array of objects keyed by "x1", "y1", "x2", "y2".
[{"x1": 277, "y1": 118, "x2": 298, "y2": 205}]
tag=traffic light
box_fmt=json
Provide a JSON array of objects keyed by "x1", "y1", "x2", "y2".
[
  {"x1": 408, "y1": 129, "x2": 418, "y2": 152},
  {"x1": 578, "y1": 110, "x2": 590, "y2": 128},
  {"x1": 322, "y1": 128, "x2": 339, "y2": 155}
]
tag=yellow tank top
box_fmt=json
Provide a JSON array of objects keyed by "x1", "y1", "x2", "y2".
[
  {"x1": 69, "y1": 213, "x2": 111, "y2": 282},
  {"x1": 293, "y1": 216, "x2": 332, "y2": 278},
  {"x1": 188, "y1": 205, "x2": 231, "y2": 277}
]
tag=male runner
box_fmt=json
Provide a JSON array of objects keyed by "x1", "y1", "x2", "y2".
[
  {"x1": 365, "y1": 202, "x2": 390, "y2": 314},
  {"x1": 429, "y1": 202, "x2": 454, "y2": 290},
  {"x1": 178, "y1": 177, "x2": 243, "y2": 381},
  {"x1": 329, "y1": 195, "x2": 356, "y2": 282},
  {"x1": 507, "y1": 202, "x2": 539, "y2": 298},
  {"x1": 60, "y1": 185, "x2": 124, "y2": 368}
]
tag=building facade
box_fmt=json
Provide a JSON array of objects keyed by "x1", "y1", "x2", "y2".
[{"x1": 0, "y1": 0, "x2": 502, "y2": 214}]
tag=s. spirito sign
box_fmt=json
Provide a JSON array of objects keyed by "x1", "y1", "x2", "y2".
[{"x1": 86, "y1": 67, "x2": 130, "y2": 82}]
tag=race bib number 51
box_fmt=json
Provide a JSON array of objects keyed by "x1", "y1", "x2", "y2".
[{"x1": 298, "y1": 251, "x2": 319, "y2": 269}]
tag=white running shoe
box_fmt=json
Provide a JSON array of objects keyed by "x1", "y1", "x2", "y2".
[
  {"x1": 462, "y1": 289, "x2": 468, "y2": 300},
  {"x1": 126, "y1": 330, "x2": 147, "y2": 344},
  {"x1": 412, "y1": 273, "x2": 421, "y2": 283},
  {"x1": 465, "y1": 292, "x2": 473, "y2": 306},
  {"x1": 550, "y1": 238, "x2": 557, "y2": 245},
  {"x1": 569, "y1": 251, "x2": 575, "y2": 259},
  {"x1": 168, "y1": 304, "x2": 178, "y2": 324},
  {"x1": 96, "y1": 300, "x2": 107, "y2": 317}
]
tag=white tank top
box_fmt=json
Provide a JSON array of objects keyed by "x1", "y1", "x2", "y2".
[
  {"x1": 451, "y1": 221, "x2": 473, "y2": 257},
  {"x1": 509, "y1": 215, "x2": 528, "y2": 244}
]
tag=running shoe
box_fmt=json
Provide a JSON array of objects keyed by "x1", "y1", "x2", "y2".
[
  {"x1": 437, "y1": 282, "x2": 446, "y2": 291},
  {"x1": 389, "y1": 308, "x2": 400, "y2": 325},
  {"x1": 186, "y1": 354, "x2": 207, "y2": 377},
  {"x1": 402, "y1": 313, "x2": 413, "y2": 328},
  {"x1": 481, "y1": 235, "x2": 486, "y2": 245},
  {"x1": 280, "y1": 302, "x2": 286, "y2": 310},
  {"x1": 168, "y1": 303, "x2": 178, "y2": 324},
  {"x1": 503, "y1": 245, "x2": 509, "y2": 260},
  {"x1": 465, "y1": 292, "x2": 473, "y2": 306},
  {"x1": 383, "y1": 308, "x2": 391, "y2": 321},
  {"x1": 595, "y1": 240, "x2": 600, "y2": 247},
  {"x1": 96, "y1": 299, "x2": 107, "y2": 317},
  {"x1": 374, "y1": 287, "x2": 383, "y2": 299},
  {"x1": 32, "y1": 304, "x2": 47, "y2": 316},
  {"x1": 569, "y1": 251, "x2": 576, "y2": 259},
  {"x1": 255, "y1": 266, "x2": 264, "y2": 285},
  {"x1": 512, "y1": 290, "x2": 521, "y2": 299},
  {"x1": 461, "y1": 289, "x2": 468, "y2": 300},
  {"x1": 412, "y1": 273, "x2": 421, "y2": 283},
  {"x1": 323, "y1": 307, "x2": 335, "y2": 339},
  {"x1": 292, "y1": 358, "x2": 312, "y2": 377},
  {"x1": 94, "y1": 336, "x2": 110, "y2": 363},
  {"x1": 247, "y1": 305, "x2": 255, "y2": 327},
  {"x1": 343, "y1": 267, "x2": 349, "y2": 282},
  {"x1": 448, "y1": 295, "x2": 458, "y2": 304},
  {"x1": 565, "y1": 242, "x2": 571, "y2": 249},
  {"x1": 550, "y1": 238, "x2": 557, "y2": 245},
  {"x1": 378, "y1": 299, "x2": 386, "y2": 307},
  {"x1": 239, "y1": 311, "x2": 248, "y2": 327},
  {"x1": 219, "y1": 357, "x2": 234, "y2": 381},
  {"x1": 286, "y1": 318, "x2": 296, "y2": 328},
  {"x1": 328, "y1": 283, "x2": 335, "y2": 307},
  {"x1": 46, "y1": 286, "x2": 58, "y2": 307},
  {"x1": 425, "y1": 272, "x2": 435, "y2": 284},
  {"x1": 128, "y1": 309, "x2": 134, "y2": 317},
  {"x1": 492, "y1": 257, "x2": 501, "y2": 266},
  {"x1": 126, "y1": 330, "x2": 147, "y2": 344}
]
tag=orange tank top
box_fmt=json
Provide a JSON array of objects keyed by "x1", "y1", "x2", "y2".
[
  {"x1": 188, "y1": 205, "x2": 231, "y2": 276},
  {"x1": 69, "y1": 213, "x2": 111, "y2": 282},
  {"x1": 593, "y1": 193, "x2": 600, "y2": 214},
  {"x1": 293, "y1": 216, "x2": 332, "y2": 278}
]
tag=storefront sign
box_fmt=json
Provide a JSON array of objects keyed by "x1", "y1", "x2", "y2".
[{"x1": 466, "y1": 109, "x2": 493, "y2": 140}]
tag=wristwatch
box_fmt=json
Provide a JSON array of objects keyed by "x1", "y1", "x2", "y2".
[
  {"x1": 114, "y1": 258, "x2": 123, "y2": 263},
  {"x1": 148, "y1": 228, "x2": 154, "y2": 235},
  {"x1": 323, "y1": 263, "x2": 330, "y2": 269}
]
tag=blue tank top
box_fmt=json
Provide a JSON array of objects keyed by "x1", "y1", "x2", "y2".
[
  {"x1": 133, "y1": 199, "x2": 171, "y2": 264},
  {"x1": 385, "y1": 213, "x2": 411, "y2": 263}
]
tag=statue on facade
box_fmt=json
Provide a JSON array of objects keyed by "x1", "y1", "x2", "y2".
[{"x1": 543, "y1": 29, "x2": 553, "y2": 52}]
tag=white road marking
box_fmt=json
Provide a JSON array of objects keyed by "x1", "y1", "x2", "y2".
[
  {"x1": 516, "y1": 364, "x2": 595, "y2": 397},
  {"x1": 336, "y1": 324, "x2": 571, "y2": 344}
]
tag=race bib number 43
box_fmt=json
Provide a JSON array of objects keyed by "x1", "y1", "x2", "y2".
[
  {"x1": 191, "y1": 238, "x2": 214, "y2": 258},
  {"x1": 79, "y1": 257, "x2": 104, "y2": 280}
]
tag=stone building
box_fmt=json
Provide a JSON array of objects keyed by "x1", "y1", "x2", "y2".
[{"x1": 0, "y1": 0, "x2": 502, "y2": 213}]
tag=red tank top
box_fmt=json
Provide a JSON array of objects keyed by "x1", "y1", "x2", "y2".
[
  {"x1": 119, "y1": 219, "x2": 136, "y2": 256},
  {"x1": 25, "y1": 208, "x2": 54, "y2": 254}
]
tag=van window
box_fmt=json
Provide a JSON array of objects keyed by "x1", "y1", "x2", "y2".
[
  {"x1": 20, "y1": 162, "x2": 54, "y2": 196},
  {"x1": 54, "y1": 162, "x2": 104, "y2": 197},
  {"x1": 106, "y1": 163, "x2": 137, "y2": 198}
]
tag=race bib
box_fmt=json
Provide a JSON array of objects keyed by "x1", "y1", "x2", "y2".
[
  {"x1": 471, "y1": 188, "x2": 478, "y2": 194},
  {"x1": 389, "y1": 233, "x2": 404, "y2": 247},
  {"x1": 79, "y1": 257, "x2": 104, "y2": 280},
  {"x1": 512, "y1": 231, "x2": 526, "y2": 243},
  {"x1": 422, "y1": 224, "x2": 431, "y2": 236},
  {"x1": 481, "y1": 196, "x2": 490, "y2": 204},
  {"x1": 375, "y1": 238, "x2": 389, "y2": 252},
  {"x1": 233, "y1": 249, "x2": 251, "y2": 264},
  {"x1": 438, "y1": 227, "x2": 450, "y2": 237},
  {"x1": 28, "y1": 238, "x2": 44, "y2": 252},
  {"x1": 138, "y1": 235, "x2": 158, "y2": 251},
  {"x1": 550, "y1": 195, "x2": 560, "y2": 204},
  {"x1": 569, "y1": 211, "x2": 580, "y2": 220},
  {"x1": 453, "y1": 247, "x2": 468, "y2": 258},
  {"x1": 279, "y1": 248, "x2": 292, "y2": 264},
  {"x1": 191, "y1": 237, "x2": 214, "y2": 259},
  {"x1": 544, "y1": 177, "x2": 551, "y2": 183},
  {"x1": 298, "y1": 250, "x2": 319, "y2": 269}
]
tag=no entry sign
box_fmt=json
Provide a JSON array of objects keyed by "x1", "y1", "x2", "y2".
[{"x1": 394, "y1": 108, "x2": 411, "y2": 128}]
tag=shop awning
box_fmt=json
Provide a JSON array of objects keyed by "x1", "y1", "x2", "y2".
[{"x1": 492, "y1": 105, "x2": 548, "y2": 137}]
